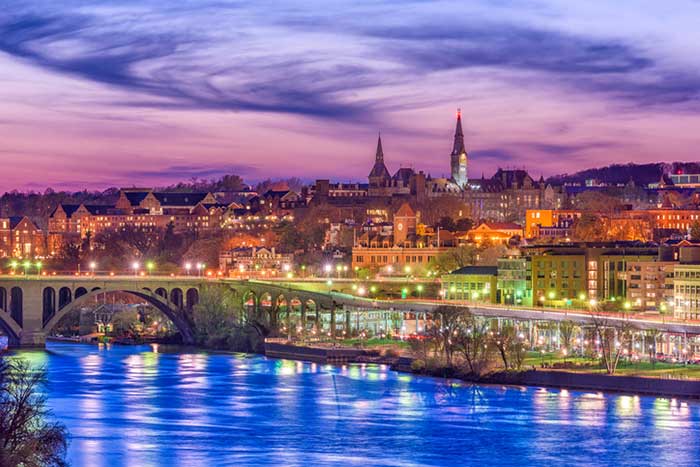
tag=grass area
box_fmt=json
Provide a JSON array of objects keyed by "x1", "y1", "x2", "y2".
[
  {"x1": 524, "y1": 351, "x2": 700, "y2": 379},
  {"x1": 336, "y1": 337, "x2": 410, "y2": 349}
]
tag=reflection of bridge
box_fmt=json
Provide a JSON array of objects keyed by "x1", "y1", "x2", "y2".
[{"x1": 3, "y1": 276, "x2": 699, "y2": 348}]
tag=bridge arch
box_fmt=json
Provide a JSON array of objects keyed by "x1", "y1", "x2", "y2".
[
  {"x1": 170, "y1": 288, "x2": 183, "y2": 308},
  {"x1": 58, "y1": 287, "x2": 72, "y2": 309},
  {"x1": 42, "y1": 287, "x2": 196, "y2": 344},
  {"x1": 155, "y1": 288, "x2": 167, "y2": 299},
  {"x1": 10, "y1": 287, "x2": 23, "y2": 327},
  {"x1": 42, "y1": 287, "x2": 56, "y2": 326},
  {"x1": 75, "y1": 287, "x2": 88, "y2": 299},
  {"x1": 186, "y1": 288, "x2": 199, "y2": 310}
]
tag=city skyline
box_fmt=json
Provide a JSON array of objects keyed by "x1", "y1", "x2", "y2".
[{"x1": 2, "y1": 1, "x2": 700, "y2": 192}]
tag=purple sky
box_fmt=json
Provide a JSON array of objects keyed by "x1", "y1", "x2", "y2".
[{"x1": 2, "y1": 1, "x2": 700, "y2": 192}]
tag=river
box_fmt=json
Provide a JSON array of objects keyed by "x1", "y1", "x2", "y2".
[{"x1": 14, "y1": 342, "x2": 700, "y2": 466}]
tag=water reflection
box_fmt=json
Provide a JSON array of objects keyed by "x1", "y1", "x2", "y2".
[{"x1": 17, "y1": 343, "x2": 700, "y2": 467}]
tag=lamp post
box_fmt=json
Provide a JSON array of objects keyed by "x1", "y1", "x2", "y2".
[
  {"x1": 184, "y1": 262, "x2": 192, "y2": 276},
  {"x1": 89, "y1": 261, "x2": 97, "y2": 277},
  {"x1": 9, "y1": 260, "x2": 17, "y2": 275},
  {"x1": 146, "y1": 261, "x2": 155, "y2": 276},
  {"x1": 196, "y1": 262, "x2": 204, "y2": 277},
  {"x1": 23, "y1": 260, "x2": 31, "y2": 277},
  {"x1": 132, "y1": 261, "x2": 140, "y2": 277}
]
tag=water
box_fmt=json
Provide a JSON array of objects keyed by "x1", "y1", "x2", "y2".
[{"x1": 15, "y1": 343, "x2": 700, "y2": 467}]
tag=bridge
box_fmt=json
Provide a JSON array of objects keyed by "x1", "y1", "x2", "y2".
[
  {"x1": 0, "y1": 276, "x2": 347, "y2": 347},
  {"x1": 3, "y1": 276, "x2": 700, "y2": 348}
]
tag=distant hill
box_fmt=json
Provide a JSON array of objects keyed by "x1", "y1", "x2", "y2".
[{"x1": 547, "y1": 162, "x2": 700, "y2": 186}]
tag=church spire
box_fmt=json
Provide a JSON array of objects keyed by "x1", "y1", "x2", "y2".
[
  {"x1": 375, "y1": 133, "x2": 384, "y2": 163},
  {"x1": 450, "y1": 109, "x2": 468, "y2": 189},
  {"x1": 452, "y1": 109, "x2": 466, "y2": 156}
]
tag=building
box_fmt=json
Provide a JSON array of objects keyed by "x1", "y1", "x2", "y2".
[
  {"x1": 352, "y1": 203, "x2": 453, "y2": 272},
  {"x1": 497, "y1": 254, "x2": 533, "y2": 306},
  {"x1": 672, "y1": 246, "x2": 700, "y2": 320},
  {"x1": 48, "y1": 188, "x2": 233, "y2": 251},
  {"x1": 625, "y1": 260, "x2": 675, "y2": 312},
  {"x1": 219, "y1": 247, "x2": 293, "y2": 278},
  {"x1": 0, "y1": 216, "x2": 46, "y2": 259},
  {"x1": 465, "y1": 222, "x2": 522, "y2": 245},
  {"x1": 441, "y1": 266, "x2": 498, "y2": 302},
  {"x1": 450, "y1": 110, "x2": 468, "y2": 189},
  {"x1": 525, "y1": 209, "x2": 581, "y2": 239}
]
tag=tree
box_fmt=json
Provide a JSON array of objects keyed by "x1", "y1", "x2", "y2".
[
  {"x1": 435, "y1": 216, "x2": 456, "y2": 232},
  {"x1": 559, "y1": 320, "x2": 576, "y2": 352},
  {"x1": 591, "y1": 315, "x2": 633, "y2": 375},
  {"x1": 572, "y1": 213, "x2": 608, "y2": 242},
  {"x1": 0, "y1": 358, "x2": 68, "y2": 467},
  {"x1": 426, "y1": 306, "x2": 472, "y2": 367},
  {"x1": 489, "y1": 325, "x2": 526, "y2": 370},
  {"x1": 690, "y1": 221, "x2": 700, "y2": 242},
  {"x1": 192, "y1": 286, "x2": 242, "y2": 347},
  {"x1": 453, "y1": 318, "x2": 494, "y2": 376},
  {"x1": 429, "y1": 245, "x2": 478, "y2": 273}
]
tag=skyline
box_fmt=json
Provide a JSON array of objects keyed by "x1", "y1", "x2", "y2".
[{"x1": 3, "y1": 1, "x2": 700, "y2": 191}]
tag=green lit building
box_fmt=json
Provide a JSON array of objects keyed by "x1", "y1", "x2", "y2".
[
  {"x1": 441, "y1": 266, "x2": 498, "y2": 303},
  {"x1": 497, "y1": 255, "x2": 533, "y2": 306}
]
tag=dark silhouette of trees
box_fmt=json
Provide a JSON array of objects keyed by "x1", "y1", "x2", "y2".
[{"x1": 0, "y1": 358, "x2": 68, "y2": 467}]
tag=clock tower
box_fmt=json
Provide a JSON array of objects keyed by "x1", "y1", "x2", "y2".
[
  {"x1": 393, "y1": 202, "x2": 417, "y2": 246},
  {"x1": 450, "y1": 110, "x2": 468, "y2": 189}
]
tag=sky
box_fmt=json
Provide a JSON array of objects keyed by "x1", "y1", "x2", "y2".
[{"x1": 2, "y1": 0, "x2": 700, "y2": 192}]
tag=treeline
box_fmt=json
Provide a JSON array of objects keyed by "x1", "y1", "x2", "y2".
[{"x1": 548, "y1": 161, "x2": 700, "y2": 186}]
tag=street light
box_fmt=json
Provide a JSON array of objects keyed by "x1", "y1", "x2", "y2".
[
  {"x1": 146, "y1": 261, "x2": 155, "y2": 275},
  {"x1": 89, "y1": 261, "x2": 97, "y2": 276},
  {"x1": 23, "y1": 260, "x2": 31, "y2": 276},
  {"x1": 184, "y1": 262, "x2": 192, "y2": 276},
  {"x1": 35, "y1": 261, "x2": 42, "y2": 276},
  {"x1": 324, "y1": 263, "x2": 332, "y2": 276},
  {"x1": 132, "y1": 261, "x2": 140, "y2": 276},
  {"x1": 196, "y1": 262, "x2": 204, "y2": 277}
]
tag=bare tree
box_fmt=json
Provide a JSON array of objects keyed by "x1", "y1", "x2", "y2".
[
  {"x1": 591, "y1": 315, "x2": 633, "y2": 375},
  {"x1": 425, "y1": 305, "x2": 472, "y2": 366},
  {"x1": 0, "y1": 359, "x2": 68, "y2": 467},
  {"x1": 489, "y1": 325, "x2": 527, "y2": 370},
  {"x1": 453, "y1": 318, "x2": 494, "y2": 376}
]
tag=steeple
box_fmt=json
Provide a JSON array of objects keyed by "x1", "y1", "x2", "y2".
[
  {"x1": 375, "y1": 133, "x2": 384, "y2": 163},
  {"x1": 452, "y1": 109, "x2": 466, "y2": 156},
  {"x1": 368, "y1": 132, "x2": 391, "y2": 188},
  {"x1": 450, "y1": 109, "x2": 468, "y2": 189}
]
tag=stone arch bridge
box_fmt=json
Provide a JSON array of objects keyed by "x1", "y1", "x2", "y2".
[{"x1": 0, "y1": 276, "x2": 354, "y2": 348}]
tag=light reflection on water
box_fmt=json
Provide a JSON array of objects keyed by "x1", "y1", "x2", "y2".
[{"x1": 19, "y1": 343, "x2": 700, "y2": 467}]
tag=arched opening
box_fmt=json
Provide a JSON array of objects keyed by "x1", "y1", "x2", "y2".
[
  {"x1": 91, "y1": 287, "x2": 101, "y2": 292},
  {"x1": 42, "y1": 287, "x2": 56, "y2": 326},
  {"x1": 44, "y1": 288, "x2": 195, "y2": 345},
  {"x1": 170, "y1": 288, "x2": 183, "y2": 309},
  {"x1": 305, "y1": 299, "x2": 318, "y2": 335},
  {"x1": 276, "y1": 295, "x2": 288, "y2": 336},
  {"x1": 0, "y1": 287, "x2": 6, "y2": 310},
  {"x1": 289, "y1": 297, "x2": 303, "y2": 337},
  {"x1": 58, "y1": 287, "x2": 72, "y2": 309},
  {"x1": 259, "y1": 292, "x2": 273, "y2": 327},
  {"x1": 186, "y1": 288, "x2": 199, "y2": 310},
  {"x1": 242, "y1": 291, "x2": 257, "y2": 318},
  {"x1": 143, "y1": 287, "x2": 152, "y2": 293},
  {"x1": 155, "y1": 288, "x2": 167, "y2": 299},
  {"x1": 10, "y1": 287, "x2": 23, "y2": 327},
  {"x1": 75, "y1": 287, "x2": 88, "y2": 299}
]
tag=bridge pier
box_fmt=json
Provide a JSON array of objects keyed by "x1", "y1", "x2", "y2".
[{"x1": 19, "y1": 330, "x2": 46, "y2": 348}]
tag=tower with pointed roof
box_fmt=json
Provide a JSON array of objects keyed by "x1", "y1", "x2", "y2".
[
  {"x1": 368, "y1": 134, "x2": 391, "y2": 191},
  {"x1": 450, "y1": 110, "x2": 468, "y2": 189}
]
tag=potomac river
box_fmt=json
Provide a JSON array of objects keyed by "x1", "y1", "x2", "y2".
[{"x1": 16, "y1": 342, "x2": 700, "y2": 467}]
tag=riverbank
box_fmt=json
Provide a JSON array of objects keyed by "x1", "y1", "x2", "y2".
[{"x1": 264, "y1": 341, "x2": 700, "y2": 399}]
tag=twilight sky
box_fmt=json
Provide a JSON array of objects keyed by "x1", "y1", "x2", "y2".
[{"x1": 2, "y1": 0, "x2": 700, "y2": 192}]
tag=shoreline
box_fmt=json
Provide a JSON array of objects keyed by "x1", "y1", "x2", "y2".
[{"x1": 264, "y1": 341, "x2": 700, "y2": 399}]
